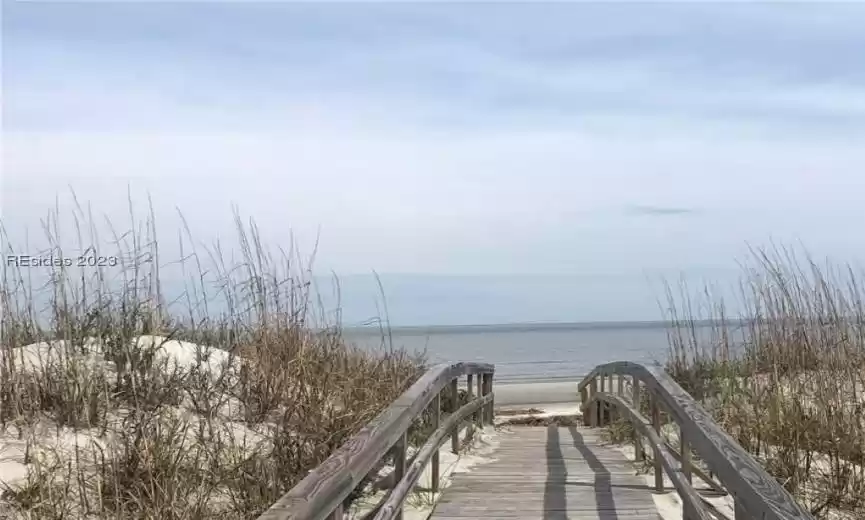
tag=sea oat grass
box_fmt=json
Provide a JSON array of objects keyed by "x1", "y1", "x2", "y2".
[
  {"x1": 665, "y1": 246, "x2": 865, "y2": 519},
  {"x1": 0, "y1": 199, "x2": 425, "y2": 518}
]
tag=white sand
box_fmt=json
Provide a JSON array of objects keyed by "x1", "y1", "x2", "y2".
[
  {"x1": 494, "y1": 403, "x2": 582, "y2": 426},
  {"x1": 0, "y1": 335, "x2": 257, "y2": 500},
  {"x1": 5, "y1": 335, "x2": 231, "y2": 376},
  {"x1": 494, "y1": 380, "x2": 581, "y2": 407}
]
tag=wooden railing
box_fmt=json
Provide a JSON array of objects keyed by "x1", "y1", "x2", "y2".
[
  {"x1": 577, "y1": 361, "x2": 815, "y2": 520},
  {"x1": 258, "y1": 362, "x2": 495, "y2": 520}
]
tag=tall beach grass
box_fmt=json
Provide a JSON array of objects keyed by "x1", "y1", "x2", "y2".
[
  {"x1": 0, "y1": 200, "x2": 428, "y2": 518},
  {"x1": 665, "y1": 246, "x2": 865, "y2": 519}
]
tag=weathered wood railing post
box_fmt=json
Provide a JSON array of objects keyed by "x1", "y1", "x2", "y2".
[
  {"x1": 393, "y1": 432, "x2": 407, "y2": 520},
  {"x1": 651, "y1": 394, "x2": 663, "y2": 492},
  {"x1": 679, "y1": 410, "x2": 696, "y2": 520},
  {"x1": 681, "y1": 428, "x2": 692, "y2": 484},
  {"x1": 607, "y1": 373, "x2": 615, "y2": 423},
  {"x1": 598, "y1": 370, "x2": 607, "y2": 426},
  {"x1": 632, "y1": 376, "x2": 644, "y2": 462},
  {"x1": 450, "y1": 378, "x2": 459, "y2": 454},
  {"x1": 465, "y1": 374, "x2": 474, "y2": 443},
  {"x1": 614, "y1": 372, "x2": 624, "y2": 422},
  {"x1": 589, "y1": 376, "x2": 599, "y2": 427},
  {"x1": 681, "y1": 425, "x2": 696, "y2": 520},
  {"x1": 481, "y1": 372, "x2": 493, "y2": 424},
  {"x1": 431, "y1": 392, "x2": 441, "y2": 496},
  {"x1": 579, "y1": 376, "x2": 588, "y2": 425},
  {"x1": 474, "y1": 374, "x2": 483, "y2": 428}
]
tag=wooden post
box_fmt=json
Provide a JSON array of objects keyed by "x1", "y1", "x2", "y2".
[
  {"x1": 489, "y1": 373, "x2": 495, "y2": 423},
  {"x1": 598, "y1": 372, "x2": 606, "y2": 426},
  {"x1": 632, "y1": 376, "x2": 644, "y2": 462},
  {"x1": 450, "y1": 378, "x2": 459, "y2": 454},
  {"x1": 481, "y1": 373, "x2": 493, "y2": 424},
  {"x1": 613, "y1": 372, "x2": 624, "y2": 422},
  {"x1": 590, "y1": 376, "x2": 599, "y2": 427},
  {"x1": 734, "y1": 499, "x2": 748, "y2": 520},
  {"x1": 607, "y1": 373, "x2": 615, "y2": 423},
  {"x1": 608, "y1": 374, "x2": 616, "y2": 423},
  {"x1": 681, "y1": 426, "x2": 692, "y2": 484},
  {"x1": 651, "y1": 394, "x2": 663, "y2": 492},
  {"x1": 328, "y1": 504, "x2": 343, "y2": 520},
  {"x1": 431, "y1": 392, "x2": 441, "y2": 495},
  {"x1": 465, "y1": 374, "x2": 474, "y2": 444},
  {"x1": 681, "y1": 424, "x2": 694, "y2": 519},
  {"x1": 579, "y1": 383, "x2": 588, "y2": 425},
  {"x1": 393, "y1": 431, "x2": 407, "y2": 520},
  {"x1": 475, "y1": 373, "x2": 483, "y2": 428}
]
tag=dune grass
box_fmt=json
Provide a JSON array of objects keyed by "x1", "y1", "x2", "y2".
[
  {"x1": 9, "y1": 198, "x2": 864, "y2": 520},
  {"x1": 664, "y1": 246, "x2": 865, "y2": 519},
  {"x1": 0, "y1": 202, "x2": 428, "y2": 519}
]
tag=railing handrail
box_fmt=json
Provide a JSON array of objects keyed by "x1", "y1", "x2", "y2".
[
  {"x1": 585, "y1": 392, "x2": 714, "y2": 520},
  {"x1": 258, "y1": 361, "x2": 494, "y2": 520},
  {"x1": 577, "y1": 361, "x2": 815, "y2": 520},
  {"x1": 373, "y1": 392, "x2": 493, "y2": 520}
]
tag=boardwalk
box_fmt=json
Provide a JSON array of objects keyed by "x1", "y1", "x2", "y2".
[
  {"x1": 431, "y1": 426, "x2": 659, "y2": 520},
  {"x1": 259, "y1": 362, "x2": 815, "y2": 520}
]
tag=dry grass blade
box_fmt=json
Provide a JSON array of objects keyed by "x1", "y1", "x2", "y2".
[
  {"x1": 0, "y1": 197, "x2": 425, "y2": 519},
  {"x1": 665, "y1": 245, "x2": 865, "y2": 519}
]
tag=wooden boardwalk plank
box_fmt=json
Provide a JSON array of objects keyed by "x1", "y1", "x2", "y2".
[{"x1": 429, "y1": 425, "x2": 659, "y2": 520}]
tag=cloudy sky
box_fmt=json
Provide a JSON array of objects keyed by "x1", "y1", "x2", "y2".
[{"x1": 4, "y1": 2, "x2": 865, "y2": 325}]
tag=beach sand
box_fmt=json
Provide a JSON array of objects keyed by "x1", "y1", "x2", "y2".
[{"x1": 493, "y1": 380, "x2": 582, "y2": 408}]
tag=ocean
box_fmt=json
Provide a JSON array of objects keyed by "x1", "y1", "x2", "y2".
[{"x1": 346, "y1": 321, "x2": 721, "y2": 384}]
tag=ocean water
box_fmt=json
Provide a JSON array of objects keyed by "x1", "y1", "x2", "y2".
[{"x1": 346, "y1": 321, "x2": 722, "y2": 383}]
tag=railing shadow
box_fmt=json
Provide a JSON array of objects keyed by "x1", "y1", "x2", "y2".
[
  {"x1": 568, "y1": 426, "x2": 619, "y2": 520},
  {"x1": 543, "y1": 425, "x2": 568, "y2": 519}
]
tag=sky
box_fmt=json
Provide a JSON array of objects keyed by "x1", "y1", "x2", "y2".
[{"x1": 3, "y1": 2, "x2": 865, "y2": 325}]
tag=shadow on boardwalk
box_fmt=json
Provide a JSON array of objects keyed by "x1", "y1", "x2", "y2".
[
  {"x1": 543, "y1": 425, "x2": 620, "y2": 520},
  {"x1": 429, "y1": 426, "x2": 658, "y2": 519}
]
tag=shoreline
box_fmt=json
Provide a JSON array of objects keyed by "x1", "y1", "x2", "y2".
[{"x1": 493, "y1": 380, "x2": 581, "y2": 407}]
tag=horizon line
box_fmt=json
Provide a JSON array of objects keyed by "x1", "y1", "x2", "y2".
[{"x1": 341, "y1": 318, "x2": 747, "y2": 333}]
